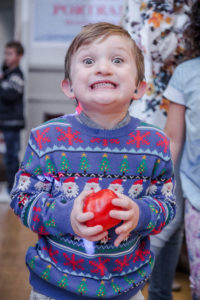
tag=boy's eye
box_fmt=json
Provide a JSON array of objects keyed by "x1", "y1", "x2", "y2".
[
  {"x1": 83, "y1": 58, "x2": 94, "y2": 65},
  {"x1": 113, "y1": 57, "x2": 123, "y2": 64}
]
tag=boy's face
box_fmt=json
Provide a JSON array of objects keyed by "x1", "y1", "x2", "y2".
[
  {"x1": 63, "y1": 35, "x2": 143, "y2": 114},
  {"x1": 4, "y1": 47, "x2": 21, "y2": 69}
]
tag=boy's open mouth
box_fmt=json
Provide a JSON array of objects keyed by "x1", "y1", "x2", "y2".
[{"x1": 90, "y1": 81, "x2": 117, "y2": 89}]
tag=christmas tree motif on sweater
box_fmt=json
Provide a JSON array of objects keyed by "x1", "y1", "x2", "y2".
[
  {"x1": 41, "y1": 264, "x2": 51, "y2": 281},
  {"x1": 33, "y1": 165, "x2": 42, "y2": 176},
  {"x1": 26, "y1": 152, "x2": 34, "y2": 168},
  {"x1": 96, "y1": 280, "x2": 106, "y2": 297},
  {"x1": 137, "y1": 155, "x2": 147, "y2": 174},
  {"x1": 147, "y1": 221, "x2": 155, "y2": 230},
  {"x1": 152, "y1": 159, "x2": 160, "y2": 176},
  {"x1": 60, "y1": 152, "x2": 71, "y2": 172},
  {"x1": 111, "y1": 279, "x2": 122, "y2": 294},
  {"x1": 77, "y1": 278, "x2": 88, "y2": 295},
  {"x1": 124, "y1": 275, "x2": 136, "y2": 285},
  {"x1": 79, "y1": 153, "x2": 90, "y2": 174},
  {"x1": 149, "y1": 255, "x2": 154, "y2": 269},
  {"x1": 45, "y1": 155, "x2": 56, "y2": 175},
  {"x1": 138, "y1": 269, "x2": 146, "y2": 278},
  {"x1": 119, "y1": 155, "x2": 129, "y2": 175},
  {"x1": 99, "y1": 154, "x2": 110, "y2": 174},
  {"x1": 160, "y1": 168, "x2": 167, "y2": 176},
  {"x1": 57, "y1": 274, "x2": 68, "y2": 289},
  {"x1": 45, "y1": 218, "x2": 56, "y2": 227},
  {"x1": 149, "y1": 203, "x2": 159, "y2": 214},
  {"x1": 50, "y1": 201, "x2": 56, "y2": 209},
  {"x1": 28, "y1": 255, "x2": 38, "y2": 270}
]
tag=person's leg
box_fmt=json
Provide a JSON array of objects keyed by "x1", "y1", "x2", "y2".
[
  {"x1": 148, "y1": 166, "x2": 184, "y2": 300},
  {"x1": 148, "y1": 226, "x2": 183, "y2": 300},
  {"x1": 2, "y1": 129, "x2": 20, "y2": 192},
  {"x1": 185, "y1": 198, "x2": 200, "y2": 300}
]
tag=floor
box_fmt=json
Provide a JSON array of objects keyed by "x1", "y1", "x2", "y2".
[
  {"x1": 142, "y1": 272, "x2": 191, "y2": 300},
  {"x1": 0, "y1": 202, "x2": 191, "y2": 300}
]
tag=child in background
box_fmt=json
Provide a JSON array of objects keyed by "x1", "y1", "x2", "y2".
[
  {"x1": 164, "y1": 1, "x2": 200, "y2": 299},
  {"x1": 10, "y1": 23, "x2": 175, "y2": 300}
]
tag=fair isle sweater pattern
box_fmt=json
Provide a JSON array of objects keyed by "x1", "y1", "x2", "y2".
[{"x1": 10, "y1": 114, "x2": 175, "y2": 299}]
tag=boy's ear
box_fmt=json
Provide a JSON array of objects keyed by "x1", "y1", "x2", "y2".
[
  {"x1": 133, "y1": 81, "x2": 147, "y2": 100},
  {"x1": 61, "y1": 79, "x2": 75, "y2": 99}
]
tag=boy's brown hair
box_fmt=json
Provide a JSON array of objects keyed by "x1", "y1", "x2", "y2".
[
  {"x1": 5, "y1": 41, "x2": 24, "y2": 56},
  {"x1": 64, "y1": 22, "x2": 144, "y2": 85}
]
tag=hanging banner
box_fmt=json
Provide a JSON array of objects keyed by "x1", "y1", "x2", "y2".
[{"x1": 33, "y1": 0, "x2": 123, "y2": 42}]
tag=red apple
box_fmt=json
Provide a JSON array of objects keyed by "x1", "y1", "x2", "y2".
[{"x1": 83, "y1": 189, "x2": 121, "y2": 230}]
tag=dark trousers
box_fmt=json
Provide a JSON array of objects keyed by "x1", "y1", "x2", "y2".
[{"x1": 2, "y1": 128, "x2": 20, "y2": 192}]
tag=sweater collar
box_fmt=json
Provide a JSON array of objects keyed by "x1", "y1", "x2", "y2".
[{"x1": 76, "y1": 111, "x2": 131, "y2": 130}]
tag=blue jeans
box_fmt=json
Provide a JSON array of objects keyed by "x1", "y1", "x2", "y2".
[
  {"x1": 148, "y1": 227, "x2": 183, "y2": 300},
  {"x1": 2, "y1": 129, "x2": 20, "y2": 192},
  {"x1": 148, "y1": 165, "x2": 184, "y2": 300}
]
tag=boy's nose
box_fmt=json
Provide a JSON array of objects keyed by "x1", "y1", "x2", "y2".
[{"x1": 95, "y1": 59, "x2": 112, "y2": 75}]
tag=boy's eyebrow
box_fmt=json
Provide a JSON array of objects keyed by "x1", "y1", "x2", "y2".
[{"x1": 76, "y1": 45, "x2": 132, "y2": 55}]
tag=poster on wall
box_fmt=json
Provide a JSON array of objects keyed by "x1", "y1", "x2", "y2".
[{"x1": 33, "y1": 0, "x2": 123, "y2": 43}]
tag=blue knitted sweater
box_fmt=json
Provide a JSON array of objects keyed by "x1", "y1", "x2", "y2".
[{"x1": 10, "y1": 113, "x2": 175, "y2": 299}]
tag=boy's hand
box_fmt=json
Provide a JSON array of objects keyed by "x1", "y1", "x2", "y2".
[
  {"x1": 109, "y1": 193, "x2": 139, "y2": 247},
  {"x1": 71, "y1": 190, "x2": 108, "y2": 242}
]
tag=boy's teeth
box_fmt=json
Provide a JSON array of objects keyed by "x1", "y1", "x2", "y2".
[{"x1": 92, "y1": 82, "x2": 115, "y2": 89}]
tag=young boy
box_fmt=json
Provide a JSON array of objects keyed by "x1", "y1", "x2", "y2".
[
  {"x1": 0, "y1": 41, "x2": 25, "y2": 194},
  {"x1": 10, "y1": 23, "x2": 175, "y2": 300}
]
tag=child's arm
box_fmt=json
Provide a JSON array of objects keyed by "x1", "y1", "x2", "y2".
[
  {"x1": 164, "y1": 101, "x2": 186, "y2": 164},
  {"x1": 10, "y1": 130, "x2": 78, "y2": 237}
]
